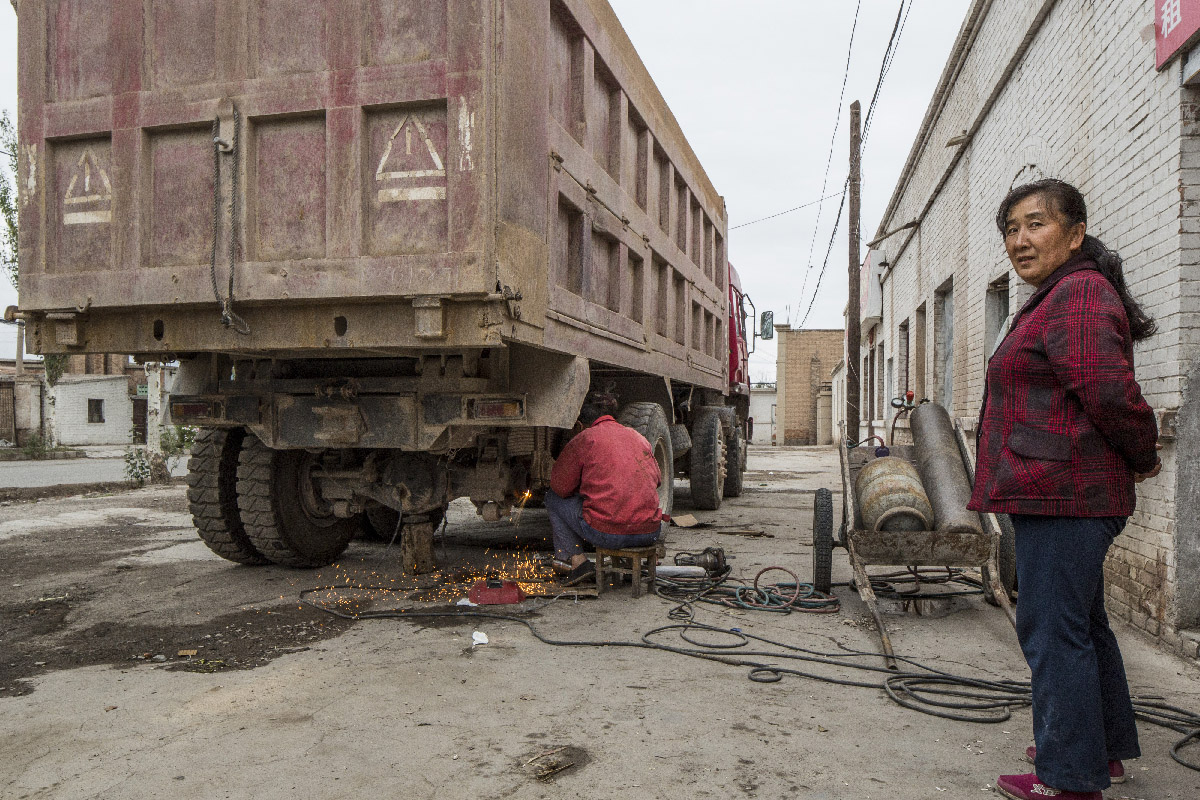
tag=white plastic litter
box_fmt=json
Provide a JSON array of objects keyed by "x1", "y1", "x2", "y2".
[
  {"x1": 471, "y1": 631, "x2": 489, "y2": 647},
  {"x1": 456, "y1": 598, "x2": 478, "y2": 606}
]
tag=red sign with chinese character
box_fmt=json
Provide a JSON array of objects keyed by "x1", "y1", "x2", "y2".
[{"x1": 1157, "y1": 0, "x2": 1200, "y2": 69}]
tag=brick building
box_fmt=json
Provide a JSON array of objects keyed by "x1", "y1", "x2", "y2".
[
  {"x1": 0, "y1": 352, "x2": 148, "y2": 446},
  {"x1": 774, "y1": 326, "x2": 842, "y2": 446},
  {"x1": 47, "y1": 374, "x2": 133, "y2": 446},
  {"x1": 863, "y1": 0, "x2": 1200, "y2": 657}
]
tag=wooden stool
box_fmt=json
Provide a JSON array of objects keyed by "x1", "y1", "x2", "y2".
[{"x1": 594, "y1": 546, "x2": 658, "y2": 598}]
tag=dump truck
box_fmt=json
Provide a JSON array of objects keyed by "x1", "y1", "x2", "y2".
[{"x1": 13, "y1": 0, "x2": 758, "y2": 571}]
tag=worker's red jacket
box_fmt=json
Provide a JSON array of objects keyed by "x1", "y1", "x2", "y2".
[
  {"x1": 550, "y1": 415, "x2": 663, "y2": 535},
  {"x1": 968, "y1": 257, "x2": 1158, "y2": 517}
]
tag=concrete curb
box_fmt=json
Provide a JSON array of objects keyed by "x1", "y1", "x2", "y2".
[
  {"x1": 0, "y1": 476, "x2": 188, "y2": 504},
  {"x1": 0, "y1": 449, "x2": 87, "y2": 461}
]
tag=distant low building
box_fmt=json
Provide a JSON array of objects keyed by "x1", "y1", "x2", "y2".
[
  {"x1": 0, "y1": 350, "x2": 154, "y2": 447},
  {"x1": 774, "y1": 326, "x2": 843, "y2": 446},
  {"x1": 48, "y1": 375, "x2": 133, "y2": 446},
  {"x1": 748, "y1": 383, "x2": 776, "y2": 445}
]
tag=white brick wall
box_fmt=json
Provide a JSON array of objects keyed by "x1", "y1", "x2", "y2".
[
  {"x1": 749, "y1": 387, "x2": 777, "y2": 445},
  {"x1": 49, "y1": 375, "x2": 133, "y2": 446},
  {"x1": 867, "y1": 0, "x2": 1200, "y2": 653}
]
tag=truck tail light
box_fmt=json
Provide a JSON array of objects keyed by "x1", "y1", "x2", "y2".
[
  {"x1": 470, "y1": 398, "x2": 524, "y2": 420},
  {"x1": 171, "y1": 401, "x2": 216, "y2": 420}
]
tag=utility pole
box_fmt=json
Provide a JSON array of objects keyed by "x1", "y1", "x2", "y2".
[{"x1": 846, "y1": 100, "x2": 861, "y2": 444}]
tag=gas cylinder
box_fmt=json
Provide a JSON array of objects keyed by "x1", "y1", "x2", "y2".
[
  {"x1": 854, "y1": 456, "x2": 933, "y2": 532},
  {"x1": 910, "y1": 402, "x2": 983, "y2": 535}
]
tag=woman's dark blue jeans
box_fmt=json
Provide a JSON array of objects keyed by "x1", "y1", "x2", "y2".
[
  {"x1": 544, "y1": 490, "x2": 660, "y2": 561},
  {"x1": 1011, "y1": 514, "x2": 1140, "y2": 792}
]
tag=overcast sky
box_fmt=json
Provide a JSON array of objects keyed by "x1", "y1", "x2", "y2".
[{"x1": 0, "y1": 2, "x2": 968, "y2": 381}]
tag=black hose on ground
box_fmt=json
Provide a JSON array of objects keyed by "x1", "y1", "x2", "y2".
[{"x1": 298, "y1": 584, "x2": 1200, "y2": 771}]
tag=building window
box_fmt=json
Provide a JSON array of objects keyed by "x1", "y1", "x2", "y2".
[
  {"x1": 897, "y1": 319, "x2": 910, "y2": 393},
  {"x1": 935, "y1": 281, "x2": 954, "y2": 411},
  {"x1": 886, "y1": 356, "x2": 894, "y2": 418},
  {"x1": 985, "y1": 276, "x2": 1011, "y2": 359},
  {"x1": 876, "y1": 342, "x2": 885, "y2": 420},
  {"x1": 914, "y1": 304, "x2": 927, "y2": 400},
  {"x1": 863, "y1": 353, "x2": 872, "y2": 430},
  {"x1": 88, "y1": 399, "x2": 105, "y2": 424}
]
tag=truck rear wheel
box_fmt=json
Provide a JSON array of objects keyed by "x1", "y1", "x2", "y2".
[
  {"x1": 689, "y1": 409, "x2": 726, "y2": 510},
  {"x1": 361, "y1": 504, "x2": 400, "y2": 542},
  {"x1": 187, "y1": 428, "x2": 268, "y2": 565},
  {"x1": 236, "y1": 436, "x2": 357, "y2": 568},
  {"x1": 723, "y1": 420, "x2": 746, "y2": 498},
  {"x1": 617, "y1": 402, "x2": 674, "y2": 517}
]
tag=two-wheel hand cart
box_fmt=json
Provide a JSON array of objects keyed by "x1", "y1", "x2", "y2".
[{"x1": 813, "y1": 419, "x2": 1016, "y2": 668}]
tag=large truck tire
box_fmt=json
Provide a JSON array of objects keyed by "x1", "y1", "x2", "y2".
[
  {"x1": 236, "y1": 436, "x2": 357, "y2": 568},
  {"x1": 723, "y1": 419, "x2": 746, "y2": 498},
  {"x1": 187, "y1": 428, "x2": 267, "y2": 565},
  {"x1": 689, "y1": 409, "x2": 726, "y2": 510},
  {"x1": 617, "y1": 401, "x2": 675, "y2": 517}
]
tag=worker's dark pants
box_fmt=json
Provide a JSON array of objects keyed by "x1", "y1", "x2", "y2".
[
  {"x1": 1012, "y1": 514, "x2": 1140, "y2": 792},
  {"x1": 544, "y1": 490, "x2": 660, "y2": 562}
]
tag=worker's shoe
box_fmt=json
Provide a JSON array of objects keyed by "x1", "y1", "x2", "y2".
[
  {"x1": 1024, "y1": 747, "x2": 1125, "y2": 784},
  {"x1": 996, "y1": 773, "x2": 1101, "y2": 800},
  {"x1": 561, "y1": 561, "x2": 595, "y2": 586}
]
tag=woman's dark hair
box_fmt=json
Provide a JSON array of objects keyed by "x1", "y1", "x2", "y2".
[
  {"x1": 996, "y1": 178, "x2": 1157, "y2": 341},
  {"x1": 579, "y1": 390, "x2": 619, "y2": 427}
]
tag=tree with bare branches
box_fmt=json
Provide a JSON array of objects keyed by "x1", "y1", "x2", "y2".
[{"x1": 1, "y1": 111, "x2": 16, "y2": 290}]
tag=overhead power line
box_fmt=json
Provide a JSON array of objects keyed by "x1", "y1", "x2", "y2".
[
  {"x1": 797, "y1": 0, "x2": 913, "y2": 329},
  {"x1": 793, "y1": 0, "x2": 863, "y2": 323},
  {"x1": 729, "y1": 191, "x2": 846, "y2": 231}
]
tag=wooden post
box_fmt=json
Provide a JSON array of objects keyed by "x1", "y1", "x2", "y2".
[
  {"x1": 14, "y1": 322, "x2": 23, "y2": 376},
  {"x1": 401, "y1": 520, "x2": 437, "y2": 574},
  {"x1": 846, "y1": 101, "x2": 862, "y2": 444}
]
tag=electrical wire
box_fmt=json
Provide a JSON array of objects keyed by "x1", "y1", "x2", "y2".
[
  {"x1": 832, "y1": 567, "x2": 986, "y2": 602},
  {"x1": 728, "y1": 190, "x2": 846, "y2": 231},
  {"x1": 862, "y1": 0, "x2": 915, "y2": 147},
  {"x1": 654, "y1": 565, "x2": 840, "y2": 613},
  {"x1": 300, "y1": 582, "x2": 1200, "y2": 771},
  {"x1": 796, "y1": 0, "x2": 915, "y2": 329},
  {"x1": 793, "y1": 0, "x2": 863, "y2": 320}
]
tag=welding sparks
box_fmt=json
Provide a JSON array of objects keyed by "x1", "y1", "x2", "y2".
[
  {"x1": 510, "y1": 490, "x2": 536, "y2": 526},
  {"x1": 303, "y1": 550, "x2": 557, "y2": 614}
]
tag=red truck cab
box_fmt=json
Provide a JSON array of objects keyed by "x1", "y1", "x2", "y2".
[{"x1": 728, "y1": 264, "x2": 752, "y2": 396}]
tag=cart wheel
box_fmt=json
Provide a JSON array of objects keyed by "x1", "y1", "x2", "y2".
[
  {"x1": 983, "y1": 513, "x2": 1018, "y2": 604},
  {"x1": 813, "y1": 488, "x2": 834, "y2": 595}
]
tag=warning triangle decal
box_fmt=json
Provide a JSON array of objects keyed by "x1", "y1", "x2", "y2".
[
  {"x1": 375, "y1": 116, "x2": 447, "y2": 203},
  {"x1": 63, "y1": 148, "x2": 112, "y2": 225}
]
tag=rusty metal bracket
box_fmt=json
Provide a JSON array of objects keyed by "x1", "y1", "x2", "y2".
[{"x1": 501, "y1": 285, "x2": 523, "y2": 320}]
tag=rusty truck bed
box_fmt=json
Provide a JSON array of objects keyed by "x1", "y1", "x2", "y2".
[{"x1": 17, "y1": 0, "x2": 728, "y2": 392}]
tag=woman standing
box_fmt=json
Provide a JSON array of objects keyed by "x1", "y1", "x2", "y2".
[{"x1": 968, "y1": 179, "x2": 1161, "y2": 800}]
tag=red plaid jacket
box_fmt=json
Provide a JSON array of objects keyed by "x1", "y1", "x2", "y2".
[{"x1": 968, "y1": 257, "x2": 1158, "y2": 517}]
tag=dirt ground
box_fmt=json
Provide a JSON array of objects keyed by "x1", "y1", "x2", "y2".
[{"x1": 1, "y1": 446, "x2": 1198, "y2": 800}]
